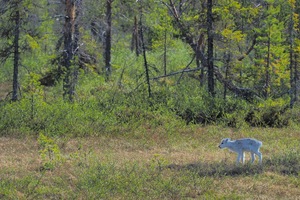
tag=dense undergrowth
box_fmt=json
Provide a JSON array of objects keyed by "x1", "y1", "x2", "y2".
[
  {"x1": 1, "y1": 39, "x2": 299, "y2": 137},
  {"x1": 0, "y1": 73, "x2": 299, "y2": 137},
  {"x1": 0, "y1": 88, "x2": 299, "y2": 137}
]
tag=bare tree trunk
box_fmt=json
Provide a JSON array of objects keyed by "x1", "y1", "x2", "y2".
[
  {"x1": 105, "y1": 0, "x2": 113, "y2": 80},
  {"x1": 223, "y1": 53, "x2": 230, "y2": 100},
  {"x1": 131, "y1": 16, "x2": 140, "y2": 56},
  {"x1": 139, "y1": 3, "x2": 151, "y2": 98},
  {"x1": 207, "y1": 0, "x2": 214, "y2": 96},
  {"x1": 264, "y1": 29, "x2": 271, "y2": 99},
  {"x1": 196, "y1": 33, "x2": 205, "y2": 87},
  {"x1": 69, "y1": 9, "x2": 80, "y2": 100},
  {"x1": 163, "y1": 28, "x2": 167, "y2": 76},
  {"x1": 63, "y1": 0, "x2": 80, "y2": 102},
  {"x1": 289, "y1": 15, "x2": 295, "y2": 108},
  {"x1": 12, "y1": 8, "x2": 20, "y2": 101},
  {"x1": 294, "y1": 54, "x2": 298, "y2": 104}
]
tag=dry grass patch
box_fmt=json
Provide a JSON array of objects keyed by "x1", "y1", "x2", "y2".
[
  {"x1": 0, "y1": 137, "x2": 40, "y2": 173},
  {"x1": 0, "y1": 82, "x2": 10, "y2": 101},
  {"x1": 0, "y1": 127, "x2": 300, "y2": 199}
]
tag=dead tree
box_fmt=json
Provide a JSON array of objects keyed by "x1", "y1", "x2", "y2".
[
  {"x1": 12, "y1": 5, "x2": 20, "y2": 101},
  {"x1": 105, "y1": 0, "x2": 113, "y2": 80},
  {"x1": 162, "y1": 0, "x2": 260, "y2": 102},
  {"x1": 131, "y1": 16, "x2": 140, "y2": 56},
  {"x1": 207, "y1": 0, "x2": 214, "y2": 96},
  {"x1": 139, "y1": 7, "x2": 151, "y2": 98},
  {"x1": 135, "y1": 0, "x2": 151, "y2": 98},
  {"x1": 62, "y1": 0, "x2": 81, "y2": 102}
]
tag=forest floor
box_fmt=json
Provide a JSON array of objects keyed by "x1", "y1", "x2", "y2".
[{"x1": 0, "y1": 126, "x2": 300, "y2": 199}]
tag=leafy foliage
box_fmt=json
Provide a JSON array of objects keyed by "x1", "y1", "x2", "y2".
[{"x1": 38, "y1": 133, "x2": 64, "y2": 170}]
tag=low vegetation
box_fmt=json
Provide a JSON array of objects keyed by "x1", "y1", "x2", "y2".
[{"x1": 0, "y1": 126, "x2": 299, "y2": 199}]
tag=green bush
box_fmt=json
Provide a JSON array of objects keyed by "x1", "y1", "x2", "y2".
[{"x1": 245, "y1": 98, "x2": 290, "y2": 127}]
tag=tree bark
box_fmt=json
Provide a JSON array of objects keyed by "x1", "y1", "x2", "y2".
[
  {"x1": 223, "y1": 53, "x2": 230, "y2": 100},
  {"x1": 63, "y1": 0, "x2": 80, "y2": 102},
  {"x1": 289, "y1": 14, "x2": 295, "y2": 108},
  {"x1": 196, "y1": 33, "x2": 205, "y2": 87},
  {"x1": 105, "y1": 0, "x2": 113, "y2": 80},
  {"x1": 131, "y1": 16, "x2": 140, "y2": 56},
  {"x1": 139, "y1": 4, "x2": 151, "y2": 98},
  {"x1": 264, "y1": 28, "x2": 271, "y2": 99},
  {"x1": 294, "y1": 54, "x2": 298, "y2": 103},
  {"x1": 214, "y1": 67, "x2": 258, "y2": 102},
  {"x1": 207, "y1": 0, "x2": 214, "y2": 96},
  {"x1": 163, "y1": 28, "x2": 167, "y2": 76},
  {"x1": 12, "y1": 8, "x2": 20, "y2": 101}
]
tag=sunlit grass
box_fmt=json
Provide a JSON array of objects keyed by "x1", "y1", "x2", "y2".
[{"x1": 0, "y1": 126, "x2": 300, "y2": 199}]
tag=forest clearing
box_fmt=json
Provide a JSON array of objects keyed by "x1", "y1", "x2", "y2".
[{"x1": 1, "y1": 0, "x2": 300, "y2": 199}]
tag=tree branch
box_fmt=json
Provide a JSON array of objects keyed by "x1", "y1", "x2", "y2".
[
  {"x1": 237, "y1": 35, "x2": 257, "y2": 61},
  {"x1": 150, "y1": 66, "x2": 201, "y2": 81},
  {"x1": 214, "y1": 66, "x2": 259, "y2": 102}
]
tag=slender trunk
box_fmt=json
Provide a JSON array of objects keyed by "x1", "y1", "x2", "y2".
[
  {"x1": 197, "y1": 33, "x2": 205, "y2": 87},
  {"x1": 163, "y1": 28, "x2": 167, "y2": 76},
  {"x1": 12, "y1": 9, "x2": 20, "y2": 101},
  {"x1": 131, "y1": 16, "x2": 140, "y2": 56},
  {"x1": 207, "y1": 0, "x2": 214, "y2": 96},
  {"x1": 289, "y1": 12, "x2": 298, "y2": 108},
  {"x1": 178, "y1": 0, "x2": 183, "y2": 15},
  {"x1": 135, "y1": 16, "x2": 140, "y2": 56},
  {"x1": 294, "y1": 54, "x2": 298, "y2": 103},
  {"x1": 105, "y1": 0, "x2": 112, "y2": 80},
  {"x1": 69, "y1": 13, "x2": 80, "y2": 102},
  {"x1": 196, "y1": 55, "x2": 201, "y2": 84},
  {"x1": 289, "y1": 16, "x2": 295, "y2": 108},
  {"x1": 139, "y1": 8, "x2": 151, "y2": 98},
  {"x1": 264, "y1": 30, "x2": 271, "y2": 99},
  {"x1": 223, "y1": 53, "x2": 230, "y2": 100}
]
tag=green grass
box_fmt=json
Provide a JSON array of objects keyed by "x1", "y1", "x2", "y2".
[{"x1": 0, "y1": 126, "x2": 300, "y2": 199}]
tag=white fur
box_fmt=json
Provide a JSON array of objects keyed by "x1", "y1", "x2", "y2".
[{"x1": 219, "y1": 138, "x2": 262, "y2": 164}]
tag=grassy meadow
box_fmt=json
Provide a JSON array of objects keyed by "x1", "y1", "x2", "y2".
[{"x1": 1, "y1": 125, "x2": 300, "y2": 199}]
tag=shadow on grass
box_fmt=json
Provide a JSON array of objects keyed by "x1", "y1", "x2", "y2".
[
  {"x1": 166, "y1": 161, "x2": 264, "y2": 177},
  {"x1": 166, "y1": 150, "x2": 300, "y2": 177}
]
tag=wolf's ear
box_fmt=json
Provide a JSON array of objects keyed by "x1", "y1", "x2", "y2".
[{"x1": 225, "y1": 138, "x2": 230, "y2": 142}]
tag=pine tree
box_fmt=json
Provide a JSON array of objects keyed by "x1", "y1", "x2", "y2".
[
  {"x1": 0, "y1": 0, "x2": 47, "y2": 101},
  {"x1": 254, "y1": 0, "x2": 288, "y2": 99}
]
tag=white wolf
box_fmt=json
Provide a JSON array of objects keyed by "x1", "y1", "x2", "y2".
[{"x1": 218, "y1": 138, "x2": 262, "y2": 164}]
